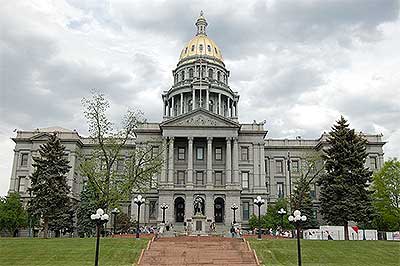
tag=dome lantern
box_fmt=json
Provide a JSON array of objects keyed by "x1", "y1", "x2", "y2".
[{"x1": 196, "y1": 11, "x2": 208, "y2": 36}]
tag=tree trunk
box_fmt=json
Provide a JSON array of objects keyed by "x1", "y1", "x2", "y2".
[
  {"x1": 43, "y1": 216, "x2": 49, "y2": 239},
  {"x1": 344, "y1": 221, "x2": 349, "y2": 240}
]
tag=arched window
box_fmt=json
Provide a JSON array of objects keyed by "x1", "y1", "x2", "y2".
[
  {"x1": 188, "y1": 99, "x2": 193, "y2": 111},
  {"x1": 189, "y1": 68, "x2": 194, "y2": 78},
  {"x1": 185, "y1": 47, "x2": 188, "y2": 54},
  {"x1": 201, "y1": 66, "x2": 206, "y2": 78},
  {"x1": 215, "y1": 47, "x2": 218, "y2": 54},
  {"x1": 208, "y1": 68, "x2": 213, "y2": 79},
  {"x1": 217, "y1": 71, "x2": 221, "y2": 81},
  {"x1": 175, "y1": 74, "x2": 178, "y2": 83},
  {"x1": 207, "y1": 45, "x2": 211, "y2": 52},
  {"x1": 199, "y1": 44, "x2": 203, "y2": 52},
  {"x1": 181, "y1": 71, "x2": 185, "y2": 81},
  {"x1": 191, "y1": 45, "x2": 195, "y2": 51},
  {"x1": 209, "y1": 100, "x2": 214, "y2": 112}
]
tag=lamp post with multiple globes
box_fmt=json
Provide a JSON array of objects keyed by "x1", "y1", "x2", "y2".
[
  {"x1": 231, "y1": 203, "x2": 239, "y2": 224},
  {"x1": 288, "y1": 210, "x2": 307, "y2": 266},
  {"x1": 91, "y1": 208, "x2": 109, "y2": 266},
  {"x1": 253, "y1": 196, "x2": 265, "y2": 239},
  {"x1": 160, "y1": 203, "x2": 169, "y2": 224},
  {"x1": 134, "y1": 195, "x2": 145, "y2": 238}
]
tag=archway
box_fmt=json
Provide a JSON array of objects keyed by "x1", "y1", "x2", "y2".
[
  {"x1": 174, "y1": 197, "x2": 185, "y2": 223},
  {"x1": 214, "y1": 197, "x2": 225, "y2": 223}
]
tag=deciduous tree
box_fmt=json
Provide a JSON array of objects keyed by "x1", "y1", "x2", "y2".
[{"x1": 0, "y1": 193, "x2": 28, "y2": 236}]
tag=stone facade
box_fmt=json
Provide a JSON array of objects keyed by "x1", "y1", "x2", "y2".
[{"x1": 7, "y1": 13, "x2": 385, "y2": 229}]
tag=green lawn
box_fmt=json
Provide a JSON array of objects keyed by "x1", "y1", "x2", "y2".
[
  {"x1": 249, "y1": 239, "x2": 400, "y2": 266},
  {"x1": 0, "y1": 237, "x2": 148, "y2": 266}
]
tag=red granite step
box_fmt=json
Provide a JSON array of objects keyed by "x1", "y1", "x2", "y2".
[{"x1": 138, "y1": 236, "x2": 259, "y2": 266}]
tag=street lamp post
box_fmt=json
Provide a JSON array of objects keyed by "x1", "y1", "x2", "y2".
[
  {"x1": 134, "y1": 195, "x2": 145, "y2": 238},
  {"x1": 111, "y1": 208, "x2": 120, "y2": 235},
  {"x1": 288, "y1": 210, "x2": 307, "y2": 266},
  {"x1": 278, "y1": 208, "x2": 287, "y2": 231},
  {"x1": 231, "y1": 203, "x2": 239, "y2": 224},
  {"x1": 253, "y1": 196, "x2": 265, "y2": 240},
  {"x1": 160, "y1": 203, "x2": 169, "y2": 224},
  {"x1": 91, "y1": 208, "x2": 109, "y2": 266}
]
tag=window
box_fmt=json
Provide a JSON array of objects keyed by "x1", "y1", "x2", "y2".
[
  {"x1": 277, "y1": 182, "x2": 284, "y2": 198},
  {"x1": 177, "y1": 171, "x2": 185, "y2": 185},
  {"x1": 17, "y1": 176, "x2": 25, "y2": 192},
  {"x1": 181, "y1": 71, "x2": 185, "y2": 81},
  {"x1": 207, "y1": 45, "x2": 211, "y2": 52},
  {"x1": 215, "y1": 171, "x2": 223, "y2": 186},
  {"x1": 196, "y1": 147, "x2": 204, "y2": 160},
  {"x1": 370, "y1": 157, "x2": 377, "y2": 170},
  {"x1": 265, "y1": 159, "x2": 268, "y2": 175},
  {"x1": 149, "y1": 200, "x2": 157, "y2": 219},
  {"x1": 292, "y1": 160, "x2": 299, "y2": 173},
  {"x1": 199, "y1": 44, "x2": 203, "y2": 51},
  {"x1": 276, "y1": 160, "x2": 283, "y2": 174},
  {"x1": 20, "y1": 153, "x2": 28, "y2": 167},
  {"x1": 188, "y1": 99, "x2": 193, "y2": 111},
  {"x1": 196, "y1": 171, "x2": 204, "y2": 185},
  {"x1": 215, "y1": 47, "x2": 218, "y2": 54},
  {"x1": 242, "y1": 202, "x2": 250, "y2": 220},
  {"x1": 185, "y1": 47, "x2": 188, "y2": 53},
  {"x1": 201, "y1": 66, "x2": 206, "y2": 78},
  {"x1": 191, "y1": 45, "x2": 195, "y2": 51},
  {"x1": 189, "y1": 68, "x2": 194, "y2": 78},
  {"x1": 241, "y1": 147, "x2": 249, "y2": 161},
  {"x1": 217, "y1": 71, "x2": 221, "y2": 81},
  {"x1": 208, "y1": 68, "x2": 213, "y2": 79},
  {"x1": 242, "y1": 172, "x2": 249, "y2": 189},
  {"x1": 116, "y1": 159, "x2": 124, "y2": 172},
  {"x1": 215, "y1": 147, "x2": 222, "y2": 161},
  {"x1": 209, "y1": 100, "x2": 214, "y2": 112},
  {"x1": 178, "y1": 147, "x2": 185, "y2": 160},
  {"x1": 151, "y1": 146, "x2": 159, "y2": 158}
]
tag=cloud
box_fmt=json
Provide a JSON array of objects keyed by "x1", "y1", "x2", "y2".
[{"x1": 0, "y1": 0, "x2": 399, "y2": 196}]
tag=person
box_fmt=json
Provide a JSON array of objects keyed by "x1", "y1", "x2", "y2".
[{"x1": 230, "y1": 226, "x2": 235, "y2": 238}]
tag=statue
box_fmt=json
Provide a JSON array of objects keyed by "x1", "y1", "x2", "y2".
[{"x1": 194, "y1": 197, "x2": 204, "y2": 215}]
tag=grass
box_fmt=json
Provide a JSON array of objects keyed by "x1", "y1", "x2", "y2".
[
  {"x1": 249, "y1": 238, "x2": 400, "y2": 266},
  {"x1": 0, "y1": 237, "x2": 148, "y2": 266}
]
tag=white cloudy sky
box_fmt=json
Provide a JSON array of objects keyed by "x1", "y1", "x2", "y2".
[{"x1": 1, "y1": 0, "x2": 399, "y2": 196}]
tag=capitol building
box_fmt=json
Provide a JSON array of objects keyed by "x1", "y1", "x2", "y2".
[{"x1": 8, "y1": 13, "x2": 385, "y2": 229}]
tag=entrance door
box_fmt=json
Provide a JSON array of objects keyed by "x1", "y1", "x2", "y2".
[
  {"x1": 175, "y1": 197, "x2": 185, "y2": 223},
  {"x1": 214, "y1": 197, "x2": 225, "y2": 223}
]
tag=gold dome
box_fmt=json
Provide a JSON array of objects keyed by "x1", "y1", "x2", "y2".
[{"x1": 178, "y1": 12, "x2": 223, "y2": 63}]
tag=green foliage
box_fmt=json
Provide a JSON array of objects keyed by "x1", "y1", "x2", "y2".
[
  {"x1": 76, "y1": 183, "x2": 98, "y2": 237},
  {"x1": 115, "y1": 211, "x2": 133, "y2": 233},
  {"x1": 318, "y1": 116, "x2": 373, "y2": 239},
  {"x1": 371, "y1": 159, "x2": 400, "y2": 231},
  {"x1": 80, "y1": 91, "x2": 164, "y2": 211},
  {"x1": 248, "y1": 199, "x2": 293, "y2": 231},
  {"x1": 0, "y1": 193, "x2": 28, "y2": 236},
  {"x1": 248, "y1": 214, "x2": 260, "y2": 230},
  {"x1": 28, "y1": 133, "x2": 73, "y2": 238}
]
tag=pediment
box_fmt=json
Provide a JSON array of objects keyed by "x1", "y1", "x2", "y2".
[
  {"x1": 161, "y1": 108, "x2": 240, "y2": 128},
  {"x1": 30, "y1": 132, "x2": 52, "y2": 141}
]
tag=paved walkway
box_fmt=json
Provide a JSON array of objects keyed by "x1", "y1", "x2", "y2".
[{"x1": 138, "y1": 236, "x2": 259, "y2": 266}]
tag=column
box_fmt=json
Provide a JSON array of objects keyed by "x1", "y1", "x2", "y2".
[
  {"x1": 199, "y1": 88, "x2": 202, "y2": 108},
  {"x1": 235, "y1": 101, "x2": 238, "y2": 117},
  {"x1": 253, "y1": 142, "x2": 260, "y2": 187},
  {"x1": 160, "y1": 137, "x2": 167, "y2": 184},
  {"x1": 192, "y1": 89, "x2": 196, "y2": 110},
  {"x1": 259, "y1": 143, "x2": 266, "y2": 189},
  {"x1": 207, "y1": 137, "x2": 213, "y2": 187},
  {"x1": 218, "y1": 94, "x2": 222, "y2": 115},
  {"x1": 167, "y1": 100, "x2": 171, "y2": 117},
  {"x1": 206, "y1": 90, "x2": 209, "y2": 110},
  {"x1": 226, "y1": 137, "x2": 232, "y2": 185},
  {"x1": 171, "y1": 96, "x2": 175, "y2": 116},
  {"x1": 227, "y1": 97, "x2": 231, "y2": 117},
  {"x1": 163, "y1": 101, "x2": 166, "y2": 116},
  {"x1": 187, "y1": 137, "x2": 194, "y2": 187},
  {"x1": 168, "y1": 137, "x2": 174, "y2": 185},
  {"x1": 232, "y1": 137, "x2": 239, "y2": 185},
  {"x1": 180, "y1": 93, "x2": 184, "y2": 114}
]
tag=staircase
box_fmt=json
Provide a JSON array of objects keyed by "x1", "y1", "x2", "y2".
[{"x1": 138, "y1": 236, "x2": 259, "y2": 265}]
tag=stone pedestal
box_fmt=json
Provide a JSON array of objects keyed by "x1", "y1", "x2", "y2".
[{"x1": 191, "y1": 214, "x2": 207, "y2": 235}]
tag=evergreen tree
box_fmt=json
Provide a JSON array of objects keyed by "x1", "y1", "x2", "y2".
[
  {"x1": 292, "y1": 177, "x2": 319, "y2": 229},
  {"x1": 28, "y1": 133, "x2": 72, "y2": 238},
  {"x1": 0, "y1": 193, "x2": 28, "y2": 236},
  {"x1": 318, "y1": 116, "x2": 373, "y2": 240},
  {"x1": 77, "y1": 183, "x2": 98, "y2": 237}
]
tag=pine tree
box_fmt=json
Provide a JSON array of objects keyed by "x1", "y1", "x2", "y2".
[
  {"x1": 292, "y1": 177, "x2": 319, "y2": 229},
  {"x1": 318, "y1": 116, "x2": 373, "y2": 240},
  {"x1": 28, "y1": 133, "x2": 72, "y2": 238},
  {"x1": 77, "y1": 183, "x2": 98, "y2": 237}
]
